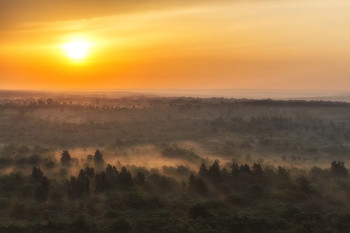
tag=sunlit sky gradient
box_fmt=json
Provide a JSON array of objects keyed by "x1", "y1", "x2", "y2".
[{"x1": 0, "y1": 0, "x2": 349, "y2": 90}]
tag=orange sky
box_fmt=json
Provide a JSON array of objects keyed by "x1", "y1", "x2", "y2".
[{"x1": 0, "y1": 0, "x2": 349, "y2": 90}]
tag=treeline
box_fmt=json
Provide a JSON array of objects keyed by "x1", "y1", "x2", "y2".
[
  {"x1": 1, "y1": 96, "x2": 350, "y2": 110},
  {"x1": 0, "y1": 98, "x2": 138, "y2": 111},
  {"x1": 2, "y1": 96, "x2": 350, "y2": 156}
]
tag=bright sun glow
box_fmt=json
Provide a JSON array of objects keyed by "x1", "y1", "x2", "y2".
[{"x1": 63, "y1": 39, "x2": 91, "y2": 61}]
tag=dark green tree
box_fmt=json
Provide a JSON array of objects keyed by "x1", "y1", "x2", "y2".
[
  {"x1": 35, "y1": 176, "x2": 50, "y2": 202},
  {"x1": 189, "y1": 173, "x2": 196, "y2": 187},
  {"x1": 84, "y1": 167, "x2": 95, "y2": 179},
  {"x1": 106, "y1": 164, "x2": 118, "y2": 178},
  {"x1": 208, "y1": 160, "x2": 220, "y2": 180},
  {"x1": 331, "y1": 161, "x2": 348, "y2": 177},
  {"x1": 60, "y1": 150, "x2": 71, "y2": 166},
  {"x1": 252, "y1": 163, "x2": 263, "y2": 176},
  {"x1": 199, "y1": 163, "x2": 209, "y2": 177},
  {"x1": 95, "y1": 171, "x2": 107, "y2": 192},
  {"x1": 31, "y1": 166, "x2": 43, "y2": 182},
  {"x1": 277, "y1": 166, "x2": 290, "y2": 180},
  {"x1": 31, "y1": 167, "x2": 50, "y2": 202},
  {"x1": 94, "y1": 150, "x2": 104, "y2": 163},
  {"x1": 77, "y1": 169, "x2": 90, "y2": 196},
  {"x1": 189, "y1": 173, "x2": 208, "y2": 195},
  {"x1": 231, "y1": 162, "x2": 240, "y2": 177},
  {"x1": 136, "y1": 172, "x2": 145, "y2": 184},
  {"x1": 119, "y1": 167, "x2": 132, "y2": 185},
  {"x1": 240, "y1": 164, "x2": 251, "y2": 174},
  {"x1": 66, "y1": 176, "x2": 78, "y2": 199}
]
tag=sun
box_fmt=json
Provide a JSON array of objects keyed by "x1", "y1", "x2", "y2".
[{"x1": 63, "y1": 39, "x2": 91, "y2": 61}]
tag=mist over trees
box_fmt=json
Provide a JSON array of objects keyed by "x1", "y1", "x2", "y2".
[
  {"x1": 1, "y1": 146, "x2": 350, "y2": 232},
  {"x1": 2, "y1": 94, "x2": 350, "y2": 232}
]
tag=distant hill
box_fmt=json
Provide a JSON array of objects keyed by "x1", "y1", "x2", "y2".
[{"x1": 1, "y1": 89, "x2": 350, "y2": 101}]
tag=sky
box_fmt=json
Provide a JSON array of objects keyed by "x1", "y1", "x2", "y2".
[{"x1": 0, "y1": 0, "x2": 349, "y2": 90}]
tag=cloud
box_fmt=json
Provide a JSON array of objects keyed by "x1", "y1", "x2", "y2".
[{"x1": 0, "y1": 0, "x2": 222, "y2": 30}]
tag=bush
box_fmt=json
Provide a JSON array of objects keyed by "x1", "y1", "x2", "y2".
[
  {"x1": 190, "y1": 203, "x2": 210, "y2": 218},
  {"x1": 224, "y1": 193, "x2": 250, "y2": 206},
  {"x1": 108, "y1": 218, "x2": 132, "y2": 233}
]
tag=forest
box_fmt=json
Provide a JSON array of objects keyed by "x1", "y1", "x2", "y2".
[{"x1": 1, "y1": 91, "x2": 350, "y2": 232}]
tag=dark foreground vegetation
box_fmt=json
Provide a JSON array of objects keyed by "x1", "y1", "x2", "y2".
[
  {"x1": 1, "y1": 92, "x2": 350, "y2": 232},
  {"x1": 1, "y1": 149, "x2": 350, "y2": 232}
]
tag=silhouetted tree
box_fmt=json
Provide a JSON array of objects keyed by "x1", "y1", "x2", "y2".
[
  {"x1": 189, "y1": 173, "x2": 208, "y2": 195},
  {"x1": 106, "y1": 164, "x2": 118, "y2": 178},
  {"x1": 87, "y1": 154, "x2": 93, "y2": 161},
  {"x1": 240, "y1": 164, "x2": 251, "y2": 175},
  {"x1": 199, "y1": 163, "x2": 209, "y2": 177},
  {"x1": 66, "y1": 176, "x2": 78, "y2": 199},
  {"x1": 119, "y1": 167, "x2": 132, "y2": 185},
  {"x1": 331, "y1": 161, "x2": 348, "y2": 177},
  {"x1": 208, "y1": 160, "x2": 220, "y2": 180},
  {"x1": 76, "y1": 169, "x2": 90, "y2": 196},
  {"x1": 65, "y1": 170, "x2": 92, "y2": 199},
  {"x1": 60, "y1": 150, "x2": 71, "y2": 166},
  {"x1": 35, "y1": 176, "x2": 50, "y2": 202},
  {"x1": 94, "y1": 150, "x2": 104, "y2": 163},
  {"x1": 94, "y1": 150, "x2": 105, "y2": 172},
  {"x1": 136, "y1": 172, "x2": 145, "y2": 184},
  {"x1": 31, "y1": 167, "x2": 50, "y2": 202},
  {"x1": 95, "y1": 171, "x2": 107, "y2": 192},
  {"x1": 221, "y1": 167, "x2": 231, "y2": 180},
  {"x1": 84, "y1": 167, "x2": 95, "y2": 179},
  {"x1": 277, "y1": 166, "x2": 290, "y2": 180},
  {"x1": 105, "y1": 164, "x2": 119, "y2": 187},
  {"x1": 31, "y1": 167, "x2": 43, "y2": 182},
  {"x1": 252, "y1": 163, "x2": 263, "y2": 176},
  {"x1": 231, "y1": 162, "x2": 240, "y2": 177},
  {"x1": 189, "y1": 173, "x2": 196, "y2": 187}
]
